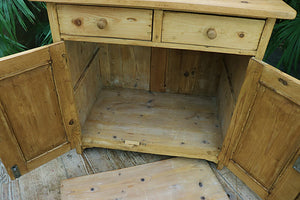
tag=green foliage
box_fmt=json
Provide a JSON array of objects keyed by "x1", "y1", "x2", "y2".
[
  {"x1": 265, "y1": 0, "x2": 300, "y2": 78},
  {"x1": 0, "y1": 0, "x2": 51, "y2": 57}
]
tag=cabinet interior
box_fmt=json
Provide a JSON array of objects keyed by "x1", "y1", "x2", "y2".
[{"x1": 67, "y1": 41, "x2": 250, "y2": 162}]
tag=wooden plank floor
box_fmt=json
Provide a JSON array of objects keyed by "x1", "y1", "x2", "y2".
[
  {"x1": 0, "y1": 148, "x2": 261, "y2": 200},
  {"x1": 61, "y1": 158, "x2": 229, "y2": 200},
  {"x1": 82, "y1": 88, "x2": 222, "y2": 162}
]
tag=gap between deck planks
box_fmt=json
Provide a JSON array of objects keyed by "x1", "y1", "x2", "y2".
[
  {"x1": 0, "y1": 148, "x2": 261, "y2": 200},
  {"x1": 81, "y1": 88, "x2": 222, "y2": 162}
]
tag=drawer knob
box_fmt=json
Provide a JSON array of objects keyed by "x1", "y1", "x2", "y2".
[
  {"x1": 97, "y1": 18, "x2": 108, "y2": 29},
  {"x1": 207, "y1": 28, "x2": 217, "y2": 40}
]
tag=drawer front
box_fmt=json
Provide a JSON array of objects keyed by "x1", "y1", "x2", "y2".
[
  {"x1": 57, "y1": 5, "x2": 153, "y2": 41},
  {"x1": 162, "y1": 12, "x2": 265, "y2": 50}
]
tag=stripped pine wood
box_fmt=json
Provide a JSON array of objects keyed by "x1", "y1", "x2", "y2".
[
  {"x1": 30, "y1": 0, "x2": 297, "y2": 19},
  {"x1": 98, "y1": 44, "x2": 151, "y2": 90},
  {"x1": 46, "y1": 3, "x2": 61, "y2": 42},
  {"x1": 165, "y1": 49, "x2": 223, "y2": 96},
  {"x1": 0, "y1": 42, "x2": 81, "y2": 178},
  {"x1": 74, "y1": 50, "x2": 102, "y2": 127},
  {"x1": 57, "y1": 5, "x2": 153, "y2": 40},
  {"x1": 217, "y1": 65, "x2": 234, "y2": 140},
  {"x1": 61, "y1": 34, "x2": 257, "y2": 56},
  {"x1": 61, "y1": 158, "x2": 229, "y2": 200},
  {"x1": 219, "y1": 58, "x2": 300, "y2": 199},
  {"x1": 152, "y1": 10, "x2": 163, "y2": 42},
  {"x1": 65, "y1": 41, "x2": 98, "y2": 87},
  {"x1": 224, "y1": 55, "x2": 250, "y2": 103},
  {"x1": 210, "y1": 163, "x2": 262, "y2": 200},
  {"x1": 0, "y1": 148, "x2": 265, "y2": 200},
  {"x1": 18, "y1": 150, "x2": 87, "y2": 200},
  {"x1": 162, "y1": 12, "x2": 265, "y2": 51},
  {"x1": 267, "y1": 149, "x2": 300, "y2": 200},
  {"x1": 255, "y1": 18, "x2": 276, "y2": 60},
  {"x1": 217, "y1": 55, "x2": 250, "y2": 139},
  {"x1": 48, "y1": 42, "x2": 82, "y2": 153},
  {"x1": 0, "y1": 65, "x2": 67, "y2": 161},
  {"x1": 150, "y1": 47, "x2": 167, "y2": 92},
  {"x1": 83, "y1": 148, "x2": 169, "y2": 173},
  {"x1": 82, "y1": 88, "x2": 222, "y2": 162}
]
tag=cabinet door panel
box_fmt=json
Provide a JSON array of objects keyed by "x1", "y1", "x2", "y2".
[
  {"x1": 0, "y1": 42, "x2": 81, "y2": 179},
  {"x1": 0, "y1": 66, "x2": 66, "y2": 160},
  {"x1": 233, "y1": 87, "x2": 299, "y2": 188},
  {"x1": 219, "y1": 58, "x2": 300, "y2": 199}
]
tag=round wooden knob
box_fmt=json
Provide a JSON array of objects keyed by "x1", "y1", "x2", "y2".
[
  {"x1": 207, "y1": 28, "x2": 217, "y2": 39},
  {"x1": 97, "y1": 18, "x2": 108, "y2": 29}
]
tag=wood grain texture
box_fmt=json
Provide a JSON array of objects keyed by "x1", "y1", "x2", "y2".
[
  {"x1": 61, "y1": 34, "x2": 257, "y2": 56},
  {"x1": 162, "y1": 12, "x2": 265, "y2": 51},
  {"x1": 218, "y1": 58, "x2": 263, "y2": 167},
  {"x1": 82, "y1": 88, "x2": 222, "y2": 162},
  {"x1": 18, "y1": 150, "x2": 88, "y2": 200},
  {"x1": 49, "y1": 42, "x2": 82, "y2": 153},
  {"x1": 217, "y1": 65, "x2": 234, "y2": 140},
  {"x1": 83, "y1": 148, "x2": 169, "y2": 174},
  {"x1": 152, "y1": 10, "x2": 163, "y2": 42},
  {"x1": 74, "y1": 51, "x2": 102, "y2": 127},
  {"x1": 99, "y1": 44, "x2": 151, "y2": 90},
  {"x1": 0, "y1": 42, "x2": 81, "y2": 178},
  {"x1": 224, "y1": 55, "x2": 251, "y2": 103},
  {"x1": 219, "y1": 58, "x2": 300, "y2": 199},
  {"x1": 165, "y1": 49, "x2": 223, "y2": 96},
  {"x1": 65, "y1": 41, "x2": 99, "y2": 87},
  {"x1": 61, "y1": 158, "x2": 229, "y2": 200},
  {"x1": 150, "y1": 47, "x2": 167, "y2": 92},
  {"x1": 0, "y1": 103, "x2": 28, "y2": 179},
  {"x1": 0, "y1": 65, "x2": 67, "y2": 160},
  {"x1": 267, "y1": 149, "x2": 300, "y2": 200},
  {"x1": 255, "y1": 18, "x2": 276, "y2": 60},
  {"x1": 0, "y1": 46, "x2": 50, "y2": 80},
  {"x1": 210, "y1": 163, "x2": 262, "y2": 200},
  {"x1": 46, "y1": 3, "x2": 61, "y2": 42},
  {"x1": 0, "y1": 148, "x2": 263, "y2": 200},
  {"x1": 217, "y1": 55, "x2": 250, "y2": 140},
  {"x1": 57, "y1": 5, "x2": 153, "y2": 40},
  {"x1": 232, "y1": 83, "x2": 300, "y2": 189},
  {"x1": 30, "y1": 0, "x2": 297, "y2": 19}
]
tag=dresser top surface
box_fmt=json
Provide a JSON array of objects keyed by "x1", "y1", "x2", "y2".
[{"x1": 30, "y1": 0, "x2": 296, "y2": 19}]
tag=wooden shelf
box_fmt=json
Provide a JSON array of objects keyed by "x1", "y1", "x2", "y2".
[{"x1": 82, "y1": 88, "x2": 222, "y2": 163}]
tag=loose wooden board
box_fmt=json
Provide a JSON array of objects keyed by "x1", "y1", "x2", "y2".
[
  {"x1": 82, "y1": 88, "x2": 222, "y2": 162},
  {"x1": 30, "y1": 0, "x2": 296, "y2": 19},
  {"x1": 61, "y1": 158, "x2": 229, "y2": 200}
]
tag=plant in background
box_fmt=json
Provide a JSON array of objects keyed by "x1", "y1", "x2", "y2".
[
  {"x1": 0, "y1": 0, "x2": 52, "y2": 57},
  {"x1": 265, "y1": 0, "x2": 300, "y2": 78}
]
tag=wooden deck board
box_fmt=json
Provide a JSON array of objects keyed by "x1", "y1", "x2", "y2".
[
  {"x1": 0, "y1": 148, "x2": 262, "y2": 200},
  {"x1": 61, "y1": 158, "x2": 229, "y2": 200},
  {"x1": 82, "y1": 88, "x2": 222, "y2": 162}
]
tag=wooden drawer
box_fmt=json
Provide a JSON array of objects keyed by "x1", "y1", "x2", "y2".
[
  {"x1": 57, "y1": 5, "x2": 153, "y2": 41},
  {"x1": 162, "y1": 12, "x2": 265, "y2": 51}
]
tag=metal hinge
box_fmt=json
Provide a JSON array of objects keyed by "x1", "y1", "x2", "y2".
[{"x1": 11, "y1": 165, "x2": 21, "y2": 178}]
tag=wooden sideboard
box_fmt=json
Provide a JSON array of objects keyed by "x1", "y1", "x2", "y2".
[{"x1": 0, "y1": 0, "x2": 299, "y2": 199}]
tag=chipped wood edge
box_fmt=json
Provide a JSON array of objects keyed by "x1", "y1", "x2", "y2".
[
  {"x1": 255, "y1": 18, "x2": 276, "y2": 60},
  {"x1": 47, "y1": 3, "x2": 62, "y2": 42}
]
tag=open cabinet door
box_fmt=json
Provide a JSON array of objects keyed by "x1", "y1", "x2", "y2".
[
  {"x1": 218, "y1": 58, "x2": 300, "y2": 199},
  {"x1": 0, "y1": 42, "x2": 81, "y2": 179}
]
